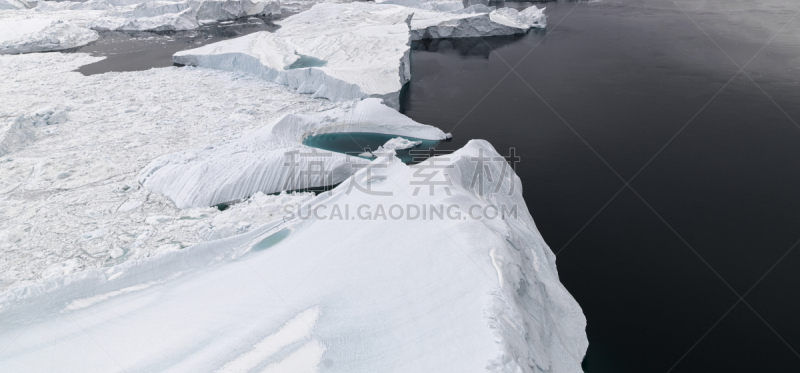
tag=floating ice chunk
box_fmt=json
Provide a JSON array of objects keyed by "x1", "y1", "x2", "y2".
[
  {"x1": 0, "y1": 140, "x2": 587, "y2": 372},
  {"x1": 90, "y1": 8, "x2": 200, "y2": 31},
  {"x1": 0, "y1": 19, "x2": 99, "y2": 54},
  {"x1": 0, "y1": 116, "x2": 35, "y2": 156},
  {"x1": 362, "y1": 136, "x2": 423, "y2": 157},
  {"x1": 138, "y1": 98, "x2": 447, "y2": 209},
  {"x1": 489, "y1": 5, "x2": 547, "y2": 30}
]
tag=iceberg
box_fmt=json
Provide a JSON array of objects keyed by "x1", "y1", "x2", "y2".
[
  {"x1": 173, "y1": 2, "x2": 545, "y2": 108},
  {"x1": 89, "y1": 8, "x2": 200, "y2": 31},
  {"x1": 0, "y1": 18, "x2": 99, "y2": 54},
  {"x1": 409, "y1": 5, "x2": 547, "y2": 40},
  {"x1": 194, "y1": 0, "x2": 281, "y2": 22},
  {"x1": 138, "y1": 98, "x2": 447, "y2": 209},
  {"x1": 0, "y1": 140, "x2": 587, "y2": 372},
  {"x1": 174, "y1": 2, "x2": 417, "y2": 109},
  {"x1": 0, "y1": 0, "x2": 31, "y2": 9}
]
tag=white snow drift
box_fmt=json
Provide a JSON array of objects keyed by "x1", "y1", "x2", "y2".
[
  {"x1": 0, "y1": 140, "x2": 588, "y2": 372},
  {"x1": 173, "y1": 2, "x2": 546, "y2": 109},
  {"x1": 0, "y1": 18, "x2": 99, "y2": 54},
  {"x1": 138, "y1": 98, "x2": 447, "y2": 209}
]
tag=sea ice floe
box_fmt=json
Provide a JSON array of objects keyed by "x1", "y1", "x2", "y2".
[
  {"x1": 138, "y1": 98, "x2": 447, "y2": 209},
  {"x1": 0, "y1": 140, "x2": 587, "y2": 372},
  {"x1": 174, "y1": 2, "x2": 545, "y2": 108},
  {"x1": 0, "y1": 52, "x2": 335, "y2": 290},
  {"x1": 0, "y1": 18, "x2": 99, "y2": 54}
]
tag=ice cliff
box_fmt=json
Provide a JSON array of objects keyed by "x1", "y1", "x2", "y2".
[
  {"x1": 138, "y1": 98, "x2": 447, "y2": 209},
  {"x1": 0, "y1": 140, "x2": 588, "y2": 372}
]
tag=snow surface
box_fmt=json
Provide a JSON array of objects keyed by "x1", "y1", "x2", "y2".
[
  {"x1": 0, "y1": 18, "x2": 99, "y2": 54},
  {"x1": 138, "y1": 97, "x2": 447, "y2": 209},
  {"x1": 0, "y1": 140, "x2": 588, "y2": 372},
  {"x1": 0, "y1": 52, "x2": 338, "y2": 291}
]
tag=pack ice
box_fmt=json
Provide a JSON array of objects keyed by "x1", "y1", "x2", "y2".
[
  {"x1": 0, "y1": 140, "x2": 588, "y2": 372},
  {"x1": 138, "y1": 98, "x2": 447, "y2": 209},
  {"x1": 0, "y1": 18, "x2": 99, "y2": 54},
  {"x1": 173, "y1": 2, "x2": 546, "y2": 109}
]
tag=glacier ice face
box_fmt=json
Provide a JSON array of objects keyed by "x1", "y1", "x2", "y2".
[
  {"x1": 174, "y1": 2, "x2": 416, "y2": 109},
  {"x1": 138, "y1": 98, "x2": 447, "y2": 209},
  {"x1": 0, "y1": 18, "x2": 99, "y2": 54},
  {"x1": 0, "y1": 140, "x2": 587, "y2": 373}
]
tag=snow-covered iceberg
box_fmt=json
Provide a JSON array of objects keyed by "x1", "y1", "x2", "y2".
[
  {"x1": 0, "y1": 140, "x2": 587, "y2": 372},
  {"x1": 138, "y1": 98, "x2": 447, "y2": 209},
  {"x1": 0, "y1": 18, "x2": 99, "y2": 54},
  {"x1": 173, "y1": 2, "x2": 545, "y2": 107}
]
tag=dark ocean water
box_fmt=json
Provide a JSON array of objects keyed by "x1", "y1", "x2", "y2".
[{"x1": 403, "y1": 0, "x2": 800, "y2": 371}]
